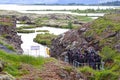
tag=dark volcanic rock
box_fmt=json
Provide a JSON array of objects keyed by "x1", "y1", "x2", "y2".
[
  {"x1": 17, "y1": 16, "x2": 32, "y2": 24},
  {"x1": 50, "y1": 14, "x2": 120, "y2": 59},
  {"x1": 50, "y1": 28, "x2": 89, "y2": 58},
  {"x1": 0, "y1": 15, "x2": 23, "y2": 54}
]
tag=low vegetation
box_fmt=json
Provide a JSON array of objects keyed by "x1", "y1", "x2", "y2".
[
  {"x1": 33, "y1": 33, "x2": 57, "y2": 46},
  {"x1": 17, "y1": 30, "x2": 35, "y2": 33},
  {"x1": 27, "y1": 8, "x2": 119, "y2": 13},
  {"x1": 85, "y1": 13, "x2": 120, "y2": 48},
  {"x1": 0, "y1": 37, "x2": 15, "y2": 51},
  {"x1": 0, "y1": 22, "x2": 13, "y2": 26},
  {"x1": 36, "y1": 30, "x2": 49, "y2": 32},
  {"x1": 0, "y1": 50, "x2": 55, "y2": 77},
  {"x1": 71, "y1": 8, "x2": 119, "y2": 13},
  {"x1": 17, "y1": 25, "x2": 36, "y2": 30},
  {"x1": 17, "y1": 25, "x2": 36, "y2": 33},
  {"x1": 34, "y1": 15, "x2": 93, "y2": 29},
  {"x1": 80, "y1": 13, "x2": 120, "y2": 80},
  {"x1": 77, "y1": 46, "x2": 120, "y2": 80}
]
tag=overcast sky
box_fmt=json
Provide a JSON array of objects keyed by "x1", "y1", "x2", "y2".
[{"x1": 0, "y1": 0, "x2": 119, "y2": 4}]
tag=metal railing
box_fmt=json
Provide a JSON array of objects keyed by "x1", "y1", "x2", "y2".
[
  {"x1": 64, "y1": 56, "x2": 105, "y2": 70},
  {"x1": 73, "y1": 60, "x2": 104, "y2": 70}
]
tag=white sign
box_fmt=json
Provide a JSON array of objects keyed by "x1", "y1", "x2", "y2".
[{"x1": 31, "y1": 46, "x2": 40, "y2": 50}]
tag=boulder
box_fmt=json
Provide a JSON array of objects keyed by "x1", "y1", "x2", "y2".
[
  {"x1": 0, "y1": 72, "x2": 15, "y2": 80},
  {"x1": 0, "y1": 60, "x2": 5, "y2": 72}
]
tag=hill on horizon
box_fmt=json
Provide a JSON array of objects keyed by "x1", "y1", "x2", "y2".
[{"x1": 0, "y1": 0, "x2": 120, "y2": 6}]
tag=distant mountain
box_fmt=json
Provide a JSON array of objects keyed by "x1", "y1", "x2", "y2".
[
  {"x1": 99, "y1": 1, "x2": 120, "y2": 6},
  {"x1": 0, "y1": 0, "x2": 120, "y2": 6},
  {"x1": 24, "y1": 1, "x2": 120, "y2": 6}
]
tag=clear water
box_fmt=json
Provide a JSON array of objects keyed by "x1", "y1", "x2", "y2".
[{"x1": 17, "y1": 25, "x2": 69, "y2": 57}]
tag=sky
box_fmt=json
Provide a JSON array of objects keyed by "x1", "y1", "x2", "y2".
[{"x1": 0, "y1": 0, "x2": 119, "y2": 4}]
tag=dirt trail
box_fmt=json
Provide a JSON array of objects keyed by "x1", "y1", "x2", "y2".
[{"x1": 17, "y1": 61, "x2": 83, "y2": 80}]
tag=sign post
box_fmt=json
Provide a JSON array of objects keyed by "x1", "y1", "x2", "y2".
[{"x1": 31, "y1": 46, "x2": 40, "y2": 56}]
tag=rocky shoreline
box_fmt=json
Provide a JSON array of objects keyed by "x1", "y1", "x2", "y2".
[{"x1": 0, "y1": 10, "x2": 92, "y2": 29}]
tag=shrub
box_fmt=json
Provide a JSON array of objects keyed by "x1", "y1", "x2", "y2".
[
  {"x1": 78, "y1": 66, "x2": 119, "y2": 80},
  {"x1": 97, "y1": 70, "x2": 119, "y2": 80},
  {"x1": 100, "y1": 46, "x2": 117, "y2": 62},
  {"x1": 68, "y1": 21, "x2": 73, "y2": 29}
]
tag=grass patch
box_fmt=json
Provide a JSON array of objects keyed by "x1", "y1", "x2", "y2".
[
  {"x1": 17, "y1": 25, "x2": 36, "y2": 30},
  {"x1": 33, "y1": 33, "x2": 57, "y2": 46},
  {"x1": 77, "y1": 45, "x2": 120, "y2": 80},
  {"x1": 34, "y1": 15, "x2": 93, "y2": 29},
  {"x1": 100, "y1": 46, "x2": 117, "y2": 62},
  {"x1": 71, "y1": 8, "x2": 118, "y2": 13},
  {"x1": 77, "y1": 16, "x2": 93, "y2": 22},
  {"x1": 63, "y1": 66, "x2": 73, "y2": 74},
  {"x1": 0, "y1": 22, "x2": 13, "y2": 26},
  {"x1": 78, "y1": 66, "x2": 119, "y2": 80},
  {"x1": 5, "y1": 44, "x2": 15, "y2": 51},
  {"x1": 36, "y1": 30, "x2": 49, "y2": 32},
  {"x1": 0, "y1": 38, "x2": 15, "y2": 51},
  {"x1": 0, "y1": 50, "x2": 54, "y2": 77},
  {"x1": 17, "y1": 30, "x2": 35, "y2": 33}
]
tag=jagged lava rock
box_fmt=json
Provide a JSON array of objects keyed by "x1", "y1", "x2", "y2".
[
  {"x1": 0, "y1": 15, "x2": 23, "y2": 54},
  {"x1": 50, "y1": 13, "x2": 120, "y2": 59}
]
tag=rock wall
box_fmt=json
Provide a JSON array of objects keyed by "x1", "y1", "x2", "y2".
[
  {"x1": 50, "y1": 13, "x2": 120, "y2": 59},
  {"x1": 0, "y1": 15, "x2": 23, "y2": 54},
  {"x1": 50, "y1": 26, "x2": 90, "y2": 58}
]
